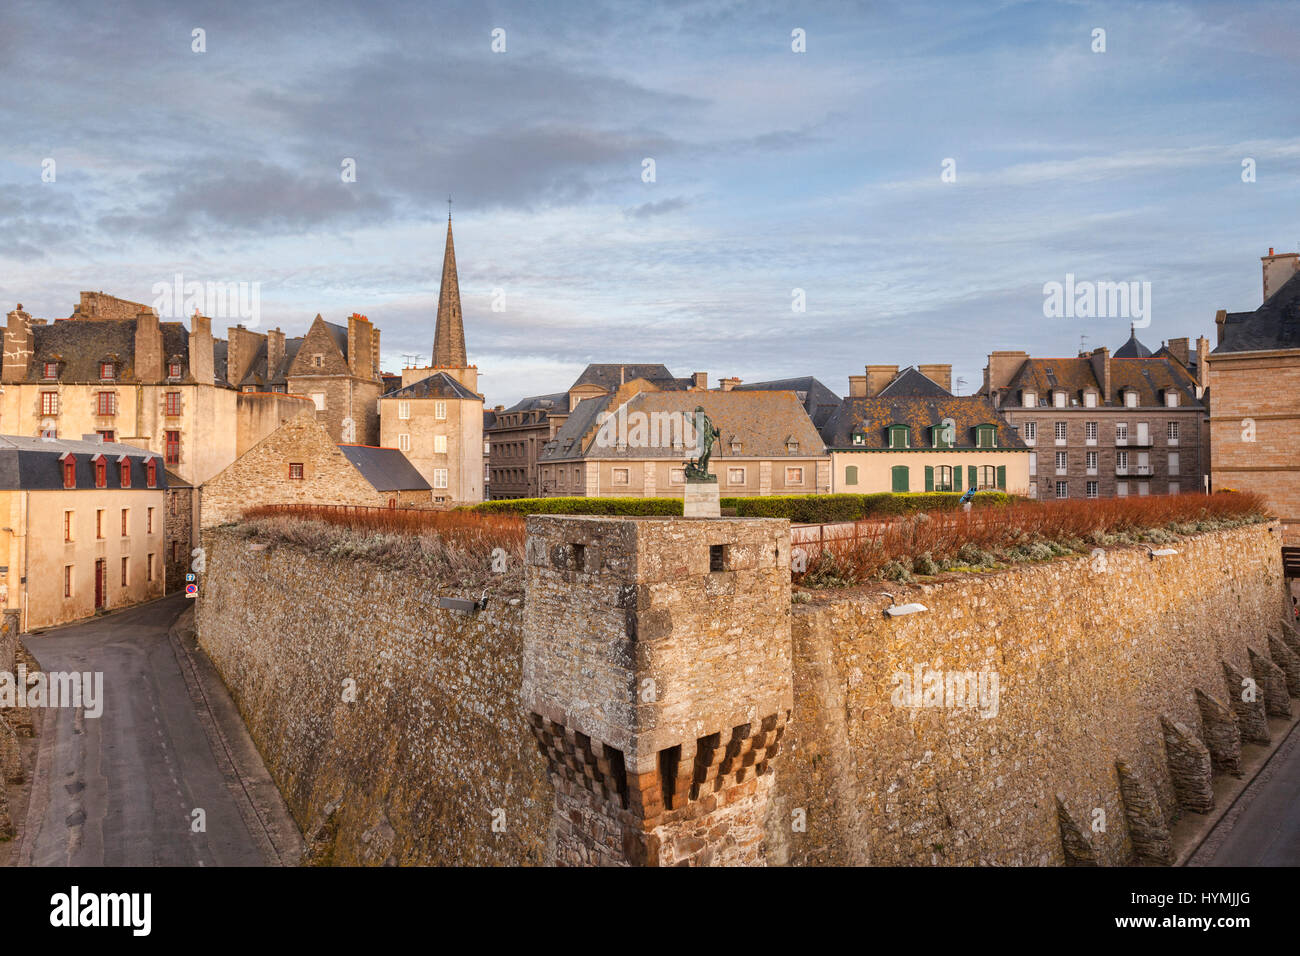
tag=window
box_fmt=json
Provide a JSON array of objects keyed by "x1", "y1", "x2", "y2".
[
  {"x1": 121, "y1": 557, "x2": 129, "y2": 587},
  {"x1": 170, "y1": 541, "x2": 177, "y2": 563},
  {"x1": 97, "y1": 430, "x2": 114, "y2": 443},
  {"x1": 1056, "y1": 481, "x2": 1068, "y2": 499},
  {"x1": 612, "y1": 467, "x2": 630, "y2": 485},
  {"x1": 64, "y1": 566, "x2": 72, "y2": 598},
  {"x1": 980, "y1": 465, "x2": 997, "y2": 489},
  {"x1": 398, "y1": 434, "x2": 410, "y2": 452},
  {"x1": 845, "y1": 465, "x2": 859, "y2": 486},
  {"x1": 1022, "y1": 421, "x2": 1037, "y2": 441},
  {"x1": 975, "y1": 425, "x2": 996, "y2": 448},
  {"x1": 1053, "y1": 391, "x2": 1067, "y2": 408},
  {"x1": 433, "y1": 468, "x2": 448, "y2": 489},
  {"x1": 1022, "y1": 391, "x2": 1036, "y2": 408},
  {"x1": 120, "y1": 460, "x2": 131, "y2": 488},
  {"x1": 165, "y1": 431, "x2": 180, "y2": 466},
  {"x1": 398, "y1": 401, "x2": 410, "y2": 420},
  {"x1": 934, "y1": 465, "x2": 953, "y2": 492},
  {"x1": 887, "y1": 425, "x2": 909, "y2": 449},
  {"x1": 243, "y1": 386, "x2": 255, "y2": 394},
  {"x1": 435, "y1": 402, "x2": 447, "y2": 420},
  {"x1": 932, "y1": 424, "x2": 952, "y2": 449},
  {"x1": 121, "y1": 509, "x2": 129, "y2": 536},
  {"x1": 289, "y1": 462, "x2": 304, "y2": 480},
  {"x1": 727, "y1": 467, "x2": 746, "y2": 485},
  {"x1": 147, "y1": 554, "x2": 154, "y2": 582},
  {"x1": 1168, "y1": 452, "x2": 1180, "y2": 476},
  {"x1": 1117, "y1": 450, "x2": 1129, "y2": 472},
  {"x1": 670, "y1": 468, "x2": 685, "y2": 484},
  {"x1": 100, "y1": 362, "x2": 115, "y2": 380},
  {"x1": 97, "y1": 391, "x2": 116, "y2": 416},
  {"x1": 1169, "y1": 482, "x2": 1180, "y2": 495},
  {"x1": 62, "y1": 457, "x2": 76, "y2": 489},
  {"x1": 43, "y1": 362, "x2": 58, "y2": 379},
  {"x1": 165, "y1": 391, "x2": 182, "y2": 416},
  {"x1": 433, "y1": 435, "x2": 447, "y2": 454},
  {"x1": 168, "y1": 362, "x2": 182, "y2": 378},
  {"x1": 94, "y1": 457, "x2": 107, "y2": 488},
  {"x1": 41, "y1": 392, "x2": 59, "y2": 416},
  {"x1": 1138, "y1": 482, "x2": 1150, "y2": 496},
  {"x1": 785, "y1": 466, "x2": 804, "y2": 485},
  {"x1": 1086, "y1": 481, "x2": 1098, "y2": 499},
  {"x1": 310, "y1": 393, "x2": 326, "y2": 410},
  {"x1": 1085, "y1": 450, "x2": 1098, "y2": 474},
  {"x1": 312, "y1": 354, "x2": 324, "y2": 368},
  {"x1": 64, "y1": 510, "x2": 73, "y2": 543},
  {"x1": 1054, "y1": 421, "x2": 1067, "y2": 442},
  {"x1": 1165, "y1": 391, "x2": 1179, "y2": 408},
  {"x1": 146, "y1": 458, "x2": 158, "y2": 488},
  {"x1": 1085, "y1": 421, "x2": 1097, "y2": 442},
  {"x1": 1055, "y1": 451, "x2": 1067, "y2": 474},
  {"x1": 96, "y1": 509, "x2": 104, "y2": 539},
  {"x1": 852, "y1": 433, "x2": 865, "y2": 446},
  {"x1": 1083, "y1": 392, "x2": 1097, "y2": 408},
  {"x1": 1167, "y1": 421, "x2": 1179, "y2": 441},
  {"x1": 1115, "y1": 423, "x2": 1128, "y2": 442},
  {"x1": 147, "y1": 507, "x2": 154, "y2": 534},
  {"x1": 1117, "y1": 481, "x2": 1128, "y2": 497},
  {"x1": 1125, "y1": 391, "x2": 1138, "y2": 408}
]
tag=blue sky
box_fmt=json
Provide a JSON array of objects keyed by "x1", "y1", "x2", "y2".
[{"x1": 2, "y1": 0, "x2": 1299, "y2": 405}]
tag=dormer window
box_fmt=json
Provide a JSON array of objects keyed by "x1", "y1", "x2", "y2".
[
  {"x1": 975, "y1": 425, "x2": 998, "y2": 449},
  {"x1": 119, "y1": 458, "x2": 131, "y2": 488},
  {"x1": 100, "y1": 362, "x2": 116, "y2": 381},
  {"x1": 1164, "y1": 391, "x2": 1179, "y2": 408},
  {"x1": 930, "y1": 424, "x2": 953, "y2": 449},
  {"x1": 1124, "y1": 390, "x2": 1138, "y2": 408},
  {"x1": 1021, "y1": 390, "x2": 1036, "y2": 409},
  {"x1": 729, "y1": 438, "x2": 742, "y2": 455},
  {"x1": 43, "y1": 361, "x2": 59, "y2": 380},
  {"x1": 168, "y1": 362, "x2": 182, "y2": 378},
  {"x1": 852, "y1": 432, "x2": 865, "y2": 446},
  {"x1": 62, "y1": 455, "x2": 76, "y2": 489},
  {"x1": 887, "y1": 424, "x2": 910, "y2": 449},
  {"x1": 1083, "y1": 391, "x2": 1098, "y2": 408},
  {"x1": 1053, "y1": 390, "x2": 1067, "y2": 408},
  {"x1": 785, "y1": 438, "x2": 799, "y2": 454},
  {"x1": 93, "y1": 455, "x2": 107, "y2": 489},
  {"x1": 146, "y1": 458, "x2": 158, "y2": 488}
]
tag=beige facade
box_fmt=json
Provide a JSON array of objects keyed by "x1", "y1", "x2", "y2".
[
  {"x1": 379, "y1": 375, "x2": 483, "y2": 506},
  {"x1": 830, "y1": 449, "x2": 1030, "y2": 495},
  {"x1": 541, "y1": 456, "x2": 831, "y2": 497}
]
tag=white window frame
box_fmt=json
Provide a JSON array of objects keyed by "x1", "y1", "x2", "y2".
[
  {"x1": 612, "y1": 467, "x2": 630, "y2": 486},
  {"x1": 1086, "y1": 480, "x2": 1098, "y2": 499},
  {"x1": 727, "y1": 466, "x2": 746, "y2": 485},
  {"x1": 1055, "y1": 481, "x2": 1068, "y2": 499},
  {"x1": 311, "y1": 393, "x2": 326, "y2": 411},
  {"x1": 398, "y1": 401, "x2": 410, "y2": 420},
  {"x1": 1168, "y1": 451, "x2": 1179, "y2": 476},
  {"x1": 1167, "y1": 421, "x2": 1179, "y2": 445},
  {"x1": 1055, "y1": 451, "x2": 1067, "y2": 475},
  {"x1": 1086, "y1": 450, "x2": 1098, "y2": 474},
  {"x1": 433, "y1": 468, "x2": 448, "y2": 489},
  {"x1": 398, "y1": 433, "x2": 410, "y2": 452},
  {"x1": 1022, "y1": 391, "x2": 1036, "y2": 409},
  {"x1": 433, "y1": 434, "x2": 447, "y2": 454},
  {"x1": 1054, "y1": 421, "x2": 1067, "y2": 444},
  {"x1": 1022, "y1": 421, "x2": 1037, "y2": 443},
  {"x1": 435, "y1": 401, "x2": 447, "y2": 420},
  {"x1": 1085, "y1": 421, "x2": 1097, "y2": 444},
  {"x1": 785, "y1": 466, "x2": 804, "y2": 485},
  {"x1": 1053, "y1": 391, "x2": 1067, "y2": 408},
  {"x1": 1125, "y1": 391, "x2": 1138, "y2": 408}
]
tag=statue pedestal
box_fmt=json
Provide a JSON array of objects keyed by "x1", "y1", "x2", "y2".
[{"x1": 683, "y1": 479, "x2": 720, "y2": 518}]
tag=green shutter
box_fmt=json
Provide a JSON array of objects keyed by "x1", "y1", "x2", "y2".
[
  {"x1": 891, "y1": 465, "x2": 909, "y2": 492},
  {"x1": 845, "y1": 465, "x2": 858, "y2": 486},
  {"x1": 968, "y1": 465, "x2": 977, "y2": 490},
  {"x1": 996, "y1": 465, "x2": 1006, "y2": 490},
  {"x1": 952, "y1": 464, "x2": 962, "y2": 492},
  {"x1": 924, "y1": 466, "x2": 934, "y2": 491}
]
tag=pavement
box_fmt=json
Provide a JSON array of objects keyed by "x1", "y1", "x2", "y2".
[{"x1": 11, "y1": 593, "x2": 302, "y2": 867}]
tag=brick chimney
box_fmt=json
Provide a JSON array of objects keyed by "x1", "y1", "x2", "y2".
[
  {"x1": 1165, "y1": 337, "x2": 1190, "y2": 367},
  {"x1": 984, "y1": 351, "x2": 1029, "y2": 396},
  {"x1": 1088, "y1": 347, "x2": 1112, "y2": 405},
  {"x1": 133, "y1": 309, "x2": 163, "y2": 382},
  {"x1": 267, "y1": 327, "x2": 286, "y2": 380},
  {"x1": 865, "y1": 365, "x2": 898, "y2": 398},
  {"x1": 3, "y1": 305, "x2": 33, "y2": 384},
  {"x1": 917, "y1": 363, "x2": 952, "y2": 393},
  {"x1": 346, "y1": 313, "x2": 374, "y2": 378},
  {"x1": 1195, "y1": 336, "x2": 1210, "y2": 390},
  {"x1": 189, "y1": 313, "x2": 215, "y2": 386},
  {"x1": 372, "y1": 328, "x2": 381, "y2": 377},
  {"x1": 691, "y1": 371, "x2": 707, "y2": 390},
  {"x1": 1262, "y1": 248, "x2": 1300, "y2": 303},
  {"x1": 848, "y1": 374, "x2": 866, "y2": 397},
  {"x1": 719, "y1": 376, "x2": 741, "y2": 392},
  {"x1": 1214, "y1": 309, "x2": 1228, "y2": 347}
]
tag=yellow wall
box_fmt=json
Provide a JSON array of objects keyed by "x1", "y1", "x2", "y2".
[
  {"x1": 379, "y1": 394, "x2": 484, "y2": 505},
  {"x1": 830, "y1": 449, "x2": 1031, "y2": 495},
  {"x1": 539, "y1": 456, "x2": 832, "y2": 497}
]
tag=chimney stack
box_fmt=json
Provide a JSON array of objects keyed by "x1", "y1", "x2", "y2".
[
  {"x1": 189, "y1": 313, "x2": 215, "y2": 386},
  {"x1": 1261, "y1": 248, "x2": 1300, "y2": 303},
  {"x1": 133, "y1": 308, "x2": 163, "y2": 382},
  {"x1": 864, "y1": 365, "x2": 899, "y2": 398},
  {"x1": 3, "y1": 305, "x2": 33, "y2": 384},
  {"x1": 691, "y1": 371, "x2": 707, "y2": 390},
  {"x1": 1165, "y1": 337, "x2": 1190, "y2": 367},
  {"x1": 719, "y1": 376, "x2": 741, "y2": 392},
  {"x1": 917, "y1": 363, "x2": 952, "y2": 394},
  {"x1": 848, "y1": 374, "x2": 866, "y2": 398},
  {"x1": 267, "y1": 327, "x2": 286, "y2": 381},
  {"x1": 1088, "y1": 347, "x2": 1112, "y2": 405},
  {"x1": 1195, "y1": 336, "x2": 1210, "y2": 390},
  {"x1": 984, "y1": 351, "x2": 1029, "y2": 396}
]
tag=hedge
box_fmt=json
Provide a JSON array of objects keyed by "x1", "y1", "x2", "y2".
[{"x1": 468, "y1": 492, "x2": 1013, "y2": 522}]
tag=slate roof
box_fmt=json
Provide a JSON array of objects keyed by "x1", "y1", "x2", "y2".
[
  {"x1": 28, "y1": 319, "x2": 137, "y2": 382},
  {"x1": 570, "y1": 364, "x2": 690, "y2": 391},
  {"x1": 384, "y1": 371, "x2": 481, "y2": 401},
  {"x1": 876, "y1": 367, "x2": 953, "y2": 398},
  {"x1": 0, "y1": 434, "x2": 167, "y2": 490},
  {"x1": 1216, "y1": 270, "x2": 1300, "y2": 353},
  {"x1": 732, "y1": 376, "x2": 843, "y2": 428},
  {"x1": 236, "y1": 335, "x2": 305, "y2": 388},
  {"x1": 541, "y1": 390, "x2": 825, "y2": 462},
  {"x1": 336, "y1": 444, "x2": 431, "y2": 491},
  {"x1": 996, "y1": 354, "x2": 1203, "y2": 408},
  {"x1": 503, "y1": 391, "x2": 567, "y2": 414},
  {"x1": 1113, "y1": 327, "x2": 1154, "y2": 358},
  {"x1": 213, "y1": 340, "x2": 229, "y2": 382},
  {"x1": 323, "y1": 320, "x2": 350, "y2": 359},
  {"x1": 820, "y1": 395, "x2": 1025, "y2": 451}
]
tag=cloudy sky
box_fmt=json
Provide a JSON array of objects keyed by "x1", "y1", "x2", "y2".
[{"x1": 3, "y1": 0, "x2": 1299, "y2": 406}]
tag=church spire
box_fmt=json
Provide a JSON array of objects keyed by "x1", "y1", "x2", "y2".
[{"x1": 432, "y1": 215, "x2": 466, "y2": 367}]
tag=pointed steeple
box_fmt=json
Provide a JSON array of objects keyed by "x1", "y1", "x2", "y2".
[{"x1": 432, "y1": 215, "x2": 467, "y2": 367}]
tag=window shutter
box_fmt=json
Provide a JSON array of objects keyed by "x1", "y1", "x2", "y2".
[
  {"x1": 968, "y1": 465, "x2": 977, "y2": 489},
  {"x1": 996, "y1": 465, "x2": 1006, "y2": 490},
  {"x1": 891, "y1": 465, "x2": 909, "y2": 492},
  {"x1": 952, "y1": 464, "x2": 962, "y2": 492},
  {"x1": 924, "y1": 466, "x2": 934, "y2": 492}
]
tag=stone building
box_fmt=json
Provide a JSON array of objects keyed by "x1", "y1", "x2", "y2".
[
  {"x1": 0, "y1": 435, "x2": 167, "y2": 630},
  {"x1": 1208, "y1": 247, "x2": 1300, "y2": 543},
  {"x1": 983, "y1": 330, "x2": 1210, "y2": 499},
  {"x1": 199, "y1": 412, "x2": 431, "y2": 528},
  {"x1": 538, "y1": 381, "x2": 829, "y2": 498},
  {"x1": 1, "y1": 293, "x2": 312, "y2": 486},
  {"x1": 164, "y1": 469, "x2": 196, "y2": 592},
  {"x1": 822, "y1": 366, "x2": 1030, "y2": 494},
  {"x1": 378, "y1": 217, "x2": 484, "y2": 505},
  {"x1": 488, "y1": 364, "x2": 700, "y2": 499}
]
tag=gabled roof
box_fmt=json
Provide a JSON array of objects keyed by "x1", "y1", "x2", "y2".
[
  {"x1": 1216, "y1": 270, "x2": 1300, "y2": 353},
  {"x1": 384, "y1": 371, "x2": 481, "y2": 401},
  {"x1": 28, "y1": 319, "x2": 137, "y2": 382},
  {"x1": 820, "y1": 395, "x2": 1025, "y2": 450},
  {"x1": 541, "y1": 390, "x2": 825, "y2": 462},
  {"x1": 322, "y1": 320, "x2": 350, "y2": 358},
  {"x1": 996, "y1": 355, "x2": 1202, "y2": 408},
  {"x1": 876, "y1": 366, "x2": 952, "y2": 398},
  {"x1": 1114, "y1": 326, "x2": 1153, "y2": 358},
  {"x1": 732, "y1": 376, "x2": 843, "y2": 428},
  {"x1": 0, "y1": 434, "x2": 166, "y2": 490},
  {"x1": 569, "y1": 363, "x2": 688, "y2": 391},
  {"x1": 336, "y1": 444, "x2": 431, "y2": 491},
  {"x1": 504, "y1": 391, "x2": 568, "y2": 414}
]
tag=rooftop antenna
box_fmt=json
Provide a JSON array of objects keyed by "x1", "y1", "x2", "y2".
[
  {"x1": 1079, "y1": 333, "x2": 1088, "y2": 353},
  {"x1": 447, "y1": 195, "x2": 452, "y2": 222},
  {"x1": 402, "y1": 353, "x2": 422, "y2": 368}
]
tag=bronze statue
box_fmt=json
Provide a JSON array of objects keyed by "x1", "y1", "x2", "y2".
[{"x1": 683, "y1": 406, "x2": 720, "y2": 481}]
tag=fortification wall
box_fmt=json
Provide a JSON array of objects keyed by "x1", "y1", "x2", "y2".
[
  {"x1": 195, "y1": 530, "x2": 552, "y2": 865},
  {"x1": 771, "y1": 522, "x2": 1290, "y2": 865}
]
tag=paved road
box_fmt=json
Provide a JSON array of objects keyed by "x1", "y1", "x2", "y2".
[
  {"x1": 1191, "y1": 719, "x2": 1300, "y2": 866},
  {"x1": 18, "y1": 594, "x2": 278, "y2": 866}
]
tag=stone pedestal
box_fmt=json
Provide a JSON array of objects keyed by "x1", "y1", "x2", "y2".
[
  {"x1": 522, "y1": 515, "x2": 793, "y2": 866},
  {"x1": 682, "y1": 478, "x2": 720, "y2": 518}
]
